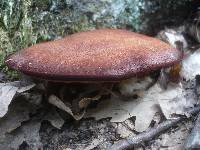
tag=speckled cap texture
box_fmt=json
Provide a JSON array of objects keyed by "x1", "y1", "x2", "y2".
[{"x1": 5, "y1": 29, "x2": 182, "y2": 81}]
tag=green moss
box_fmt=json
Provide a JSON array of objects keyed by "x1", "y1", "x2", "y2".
[
  {"x1": 0, "y1": 27, "x2": 19, "y2": 79},
  {"x1": 0, "y1": 28, "x2": 12, "y2": 68},
  {"x1": 32, "y1": 0, "x2": 50, "y2": 10},
  {"x1": 0, "y1": 0, "x2": 35, "y2": 79}
]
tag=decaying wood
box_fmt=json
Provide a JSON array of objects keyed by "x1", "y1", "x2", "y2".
[{"x1": 108, "y1": 106, "x2": 200, "y2": 150}]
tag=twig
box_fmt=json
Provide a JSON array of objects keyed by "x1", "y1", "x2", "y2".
[
  {"x1": 108, "y1": 106, "x2": 200, "y2": 150},
  {"x1": 185, "y1": 111, "x2": 200, "y2": 149}
]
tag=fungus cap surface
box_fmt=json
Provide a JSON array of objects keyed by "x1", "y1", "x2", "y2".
[{"x1": 5, "y1": 29, "x2": 182, "y2": 81}]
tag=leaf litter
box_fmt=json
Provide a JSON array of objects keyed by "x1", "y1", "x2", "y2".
[
  {"x1": 0, "y1": 87, "x2": 65, "y2": 149},
  {"x1": 85, "y1": 82, "x2": 197, "y2": 132},
  {"x1": 0, "y1": 84, "x2": 18, "y2": 118},
  {"x1": 0, "y1": 96, "x2": 38, "y2": 136},
  {"x1": 44, "y1": 107, "x2": 65, "y2": 129},
  {"x1": 0, "y1": 119, "x2": 42, "y2": 150},
  {"x1": 181, "y1": 49, "x2": 200, "y2": 81},
  {"x1": 0, "y1": 80, "x2": 35, "y2": 118},
  {"x1": 48, "y1": 94, "x2": 86, "y2": 121},
  {"x1": 0, "y1": 93, "x2": 41, "y2": 150}
]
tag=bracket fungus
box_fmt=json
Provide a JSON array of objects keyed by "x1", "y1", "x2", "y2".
[
  {"x1": 5, "y1": 29, "x2": 183, "y2": 119},
  {"x1": 5, "y1": 29, "x2": 182, "y2": 82}
]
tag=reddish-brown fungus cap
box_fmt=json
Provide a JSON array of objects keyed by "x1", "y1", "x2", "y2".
[{"x1": 5, "y1": 29, "x2": 182, "y2": 82}]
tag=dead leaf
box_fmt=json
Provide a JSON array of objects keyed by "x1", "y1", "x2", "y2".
[
  {"x1": 85, "y1": 83, "x2": 196, "y2": 132},
  {"x1": 85, "y1": 92, "x2": 158, "y2": 132},
  {"x1": 157, "y1": 28, "x2": 188, "y2": 50},
  {"x1": 79, "y1": 95, "x2": 102, "y2": 109},
  {"x1": 48, "y1": 95, "x2": 85, "y2": 120},
  {"x1": 155, "y1": 83, "x2": 196, "y2": 119},
  {"x1": 0, "y1": 84, "x2": 18, "y2": 117},
  {"x1": 119, "y1": 77, "x2": 153, "y2": 97},
  {"x1": 0, "y1": 96, "x2": 39, "y2": 137},
  {"x1": 187, "y1": 22, "x2": 200, "y2": 43},
  {"x1": 0, "y1": 72, "x2": 7, "y2": 82},
  {"x1": 0, "y1": 119, "x2": 42, "y2": 150},
  {"x1": 181, "y1": 49, "x2": 200, "y2": 81},
  {"x1": 44, "y1": 108, "x2": 65, "y2": 129},
  {"x1": 0, "y1": 81, "x2": 35, "y2": 118},
  {"x1": 169, "y1": 64, "x2": 182, "y2": 82}
]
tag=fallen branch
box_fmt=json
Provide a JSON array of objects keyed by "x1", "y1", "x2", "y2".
[
  {"x1": 108, "y1": 106, "x2": 200, "y2": 150},
  {"x1": 185, "y1": 111, "x2": 200, "y2": 149}
]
